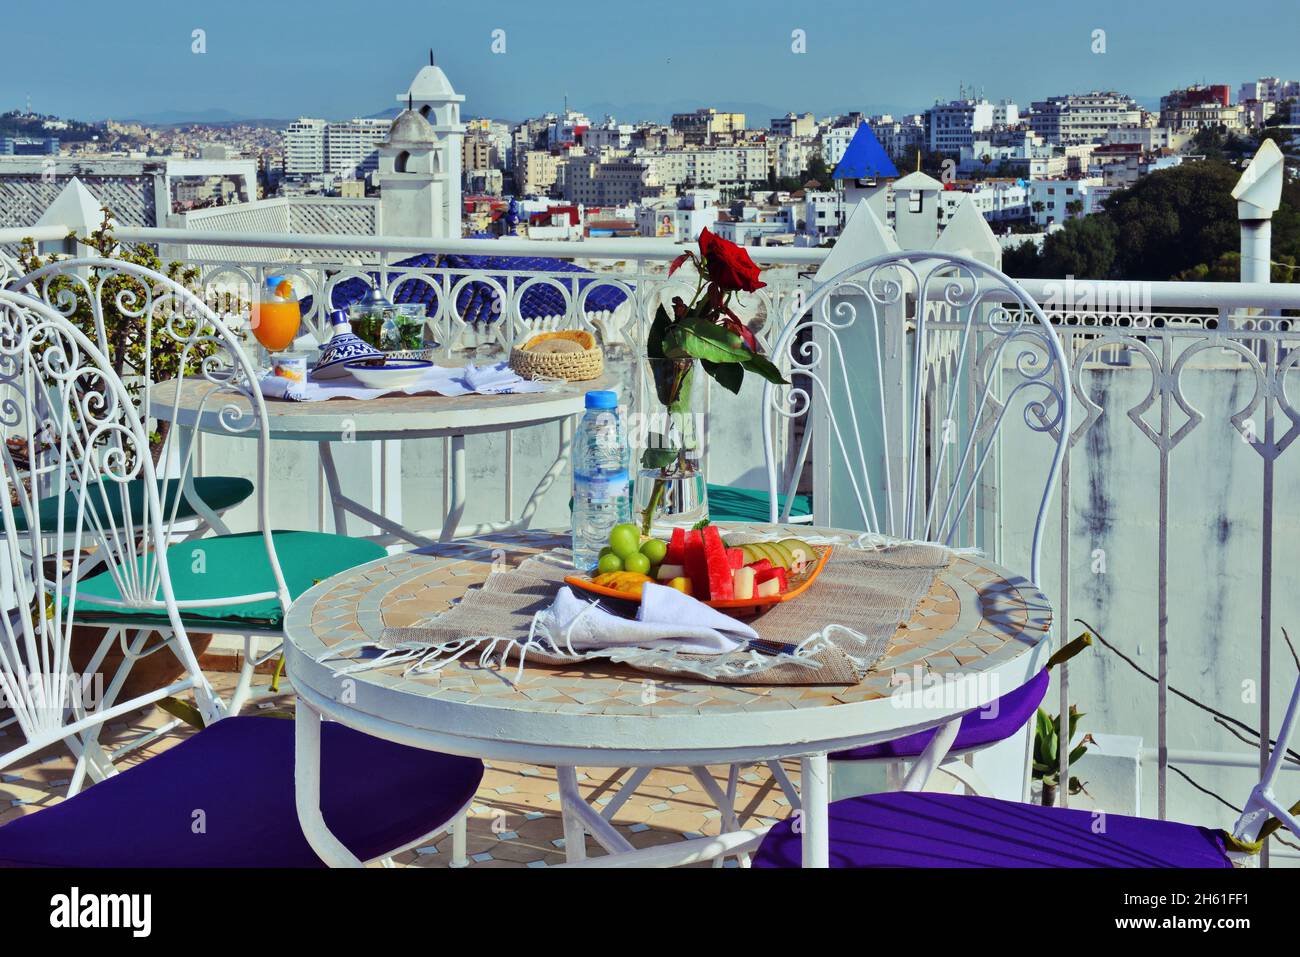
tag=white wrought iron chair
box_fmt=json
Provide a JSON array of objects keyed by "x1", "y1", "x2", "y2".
[
  {"x1": 758, "y1": 250, "x2": 1071, "y2": 804},
  {"x1": 751, "y1": 668, "x2": 1300, "y2": 867},
  {"x1": 0, "y1": 290, "x2": 479, "y2": 866},
  {"x1": 9, "y1": 258, "x2": 376, "y2": 718}
]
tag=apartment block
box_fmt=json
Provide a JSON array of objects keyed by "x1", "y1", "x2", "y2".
[{"x1": 1028, "y1": 92, "x2": 1143, "y2": 144}]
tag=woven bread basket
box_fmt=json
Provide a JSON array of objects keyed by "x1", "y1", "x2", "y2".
[{"x1": 509, "y1": 330, "x2": 604, "y2": 381}]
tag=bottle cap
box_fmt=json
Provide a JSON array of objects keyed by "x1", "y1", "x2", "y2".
[{"x1": 584, "y1": 390, "x2": 617, "y2": 410}]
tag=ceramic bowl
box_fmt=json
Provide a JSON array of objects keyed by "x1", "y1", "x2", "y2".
[{"x1": 344, "y1": 358, "x2": 433, "y2": 390}]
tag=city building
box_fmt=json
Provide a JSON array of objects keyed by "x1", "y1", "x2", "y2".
[
  {"x1": 642, "y1": 145, "x2": 768, "y2": 188},
  {"x1": 325, "y1": 117, "x2": 390, "y2": 179},
  {"x1": 0, "y1": 136, "x2": 59, "y2": 155},
  {"x1": 770, "y1": 112, "x2": 816, "y2": 138},
  {"x1": 1159, "y1": 85, "x2": 1243, "y2": 131},
  {"x1": 284, "y1": 117, "x2": 328, "y2": 176},
  {"x1": 1028, "y1": 92, "x2": 1144, "y2": 144},
  {"x1": 868, "y1": 114, "x2": 927, "y2": 161},
  {"x1": 1238, "y1": 77, "x2": 1300, "y2": 105},
  {"x1": 927, "y1": 99, "x2": 999, "y2": 153},
  {"x1": 516, "y1": 149, "x2": 562, "y2": 197},
  {"x1": 821, "y1": 126, "x2": 858, "y2": 168},
  {"x1": 547, "y1": 110, "x2": 590, "y2": 149},
  {"x1": 1104, "y1": 125, "x2": 1194, "y2": 152},
  {"x1": 462, "y1": 133, "x2": 495, "y2": 174},
  {"x1": 1027, "y1": 175, "x2": 1104, "y2": 227},
  {"x1": 283, "y1": 116, "x2": 389, "y2": 181},
  {"x1": 560, "y1": 152, "x2": 665, "y2": 206},
  {"x1": 635, "y1": 190, "x2": 718, "y2": 240},
  {"x1": 670, "y1": 108, "x2": 746, "y2": 145},
  {"x1": 585, "y1": 117, "x2": 634, "y2": 150}
]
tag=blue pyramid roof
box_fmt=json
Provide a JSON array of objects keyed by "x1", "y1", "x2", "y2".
[{"x1": 832, "y1": 123, "x2": 899, "y2": 181}]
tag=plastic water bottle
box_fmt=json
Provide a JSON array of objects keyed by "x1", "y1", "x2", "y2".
[{"x1": 572, "y1": 390, "x2": 631, "y2": 571}]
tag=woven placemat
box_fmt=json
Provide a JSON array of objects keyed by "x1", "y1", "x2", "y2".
[{"x1": 381, "y1": 541, "x2": 952, "y2": 686}]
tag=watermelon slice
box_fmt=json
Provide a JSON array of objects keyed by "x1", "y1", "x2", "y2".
[
  {"x1": 745, "y1": 558, "x2": 773, "y2": 575},
  {"x1": 701, "y1": 525, "x2": 734, "y2": 600},
  {"x1": 683, "y1": 529, "x2": 709, "y2": 600},
  {"x1": 665, "y1": 527, "x2": 686, "y2": 565},
  {"x1": 755, "y1": 565, "x2": 789, "y2": 593},
  {"x1": 726, "y1": 548, "x2": 745, "y2": 571}
]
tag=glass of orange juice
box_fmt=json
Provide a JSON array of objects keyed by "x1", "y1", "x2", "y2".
[{"x1": 252, "y1": 276, "x2": 302, "y2": 355}]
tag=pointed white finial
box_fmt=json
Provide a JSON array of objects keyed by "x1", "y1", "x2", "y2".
[{"x1": 1232, "y1": 139, "x2": 1284, "y2": 220}]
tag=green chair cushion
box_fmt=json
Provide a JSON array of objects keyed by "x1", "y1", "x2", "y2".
[
  {"x1": 706, "y1": 484, "x2": 812, "y2": 523},
  {"x1": 15, "y1": 476, "x2": 254, "y2": 533},
  {"x1": 71, "y1": 530, "x2": 386, "y2": 633}
]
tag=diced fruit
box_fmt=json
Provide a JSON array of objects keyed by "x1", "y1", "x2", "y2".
[
  {"x1": 608, "y1": 524, "x2": 641, "y2": 559},
  {"x1": 623, "y1": 552, "x2": 651, "y2": 575},
  {"x1": 755, "y1": 577, "x2": 781, "y2": 598},
  {"x1": 701, "y1": 525, "x2": 733, "y2": 600},
  {"x1": 591, "y1": 571, "x2": 654, "y2": 596},
  {"x1": 684, "y1": 529, "x2": 709, "y2": 600},
  {"x1": 656, "y1": 563, "x2": 686, "y2": 581},
  {"x1": 640, "y1": 538, "x2": 668, "y2": 565},
  {"x1": 596, "y1": 552, "x2": 623, "y2": 574},
  {"x1": 726, "y1": 548, "x2": 744, "y2": 571},
  {"x1": 755, "y1": 566, "x2": 789, "y2": 592},
  {"x1": 667, "y1": 576, "x2": 692, "y2": 595},
  {"x1": 665, "y1": 527, "x2": 686, "y2": 565},
  {"x1": 745, "y1": 558, "x2": 773, "y2": 575},
  {"x1": 732, "y1": 566, "x2": 756, "y2": 600}
]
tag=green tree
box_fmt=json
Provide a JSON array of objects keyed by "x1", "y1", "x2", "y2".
[
  {"x1": 1040, "y1": 215, "x2": 1118, "y2": 278},
  {"x1": 1105, "y1": 162, "x2": 1243, "y2": 280}
]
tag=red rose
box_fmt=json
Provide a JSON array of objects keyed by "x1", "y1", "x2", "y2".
[{"x1": 698, "y1": 228, "x2": 765, "y2": 293}]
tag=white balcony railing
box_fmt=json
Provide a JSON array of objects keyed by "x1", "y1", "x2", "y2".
[{"x1": 6, "y1": 222, "x2": 1300, "y2": 857}]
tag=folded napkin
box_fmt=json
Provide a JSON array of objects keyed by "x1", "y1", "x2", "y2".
[
  {"x1": 457, "y1": 361, "x2": 551, "y2": 395},
  {"x1": 533, "y1": 582, "x2": 756, "y2": 655},
  {"x1": 256, "y1": 359, "x2": 554, "y2": 402}
]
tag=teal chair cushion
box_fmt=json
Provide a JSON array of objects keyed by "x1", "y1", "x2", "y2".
[
  {"x1": 15, "y1": 476, "x2": 254, "y2": 532},
  {"x1": 70, "y1": 530, "x2": 386, "y2": 633},
  {"x1": 706, "y1": 484, "x2": 812, "y2": 523}
]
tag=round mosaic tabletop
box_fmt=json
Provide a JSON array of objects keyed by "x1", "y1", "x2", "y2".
[
  {"x1": 284, "y1": 527, "x2": 1054, "y2": 767},
  {"x1": 150, "y1": 374, "x2": 615, "y2": 441}
]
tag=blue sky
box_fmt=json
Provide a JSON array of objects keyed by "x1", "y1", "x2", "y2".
[{"x1": 6, "y1": 0, "x2": 1299, "y2": 123}]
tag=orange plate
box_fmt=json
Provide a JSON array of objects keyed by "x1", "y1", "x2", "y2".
[{"x1": 563, "y1": 544, "x2": 832, "y2": 616}]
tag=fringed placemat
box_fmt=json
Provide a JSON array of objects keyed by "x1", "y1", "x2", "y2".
[{"x1": 327, "y1": 539, "x2": 952, "y2": 687}]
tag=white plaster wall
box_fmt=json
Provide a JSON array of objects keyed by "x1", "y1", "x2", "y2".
[{"x1": 998, "y1": 357, "x2": 1300, "y2": 832}]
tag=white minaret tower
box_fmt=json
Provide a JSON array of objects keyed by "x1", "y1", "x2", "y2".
[{"x1": 378, "y1": 53, "x2": 465, "y2": 238}]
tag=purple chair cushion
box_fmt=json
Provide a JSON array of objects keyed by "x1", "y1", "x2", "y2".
[
  {"x1": 0, "y1": 716, "x2": 483, "y2": 867},
  {"x1": 832, "y1": 668, "x2": 1051, "y2": 761},
  {"x1": 753, "y1": 791, "x2": 1231, "y2": 868}
]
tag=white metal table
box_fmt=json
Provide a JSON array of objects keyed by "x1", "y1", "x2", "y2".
[
  {"x1": 151, "y1": 375, "x2": 613, "y2": 544},
  {"x1": 283, "y1": 527, "x2": 1054, "y2": 868}
]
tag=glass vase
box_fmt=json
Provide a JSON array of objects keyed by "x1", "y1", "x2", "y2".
[{"x1": 632, "y1": 355, "x2": 709, "y2": 533}]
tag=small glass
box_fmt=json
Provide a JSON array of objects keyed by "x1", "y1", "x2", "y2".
[{"x1": 388, "y1": 305, "x2": 428, "y2": 351}]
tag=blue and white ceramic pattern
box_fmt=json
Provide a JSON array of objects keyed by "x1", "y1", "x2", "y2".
[
  {"x1": 344, "y1": 358, "x2": 434, "y2": 390},
  {"x1": 313, "y1": 309, "x2": 382, "y2": 379}
]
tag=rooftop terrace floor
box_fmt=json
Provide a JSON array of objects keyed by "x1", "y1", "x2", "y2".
[{"x1": 0, "y1": 670, "x2": 805, "y2": 868}]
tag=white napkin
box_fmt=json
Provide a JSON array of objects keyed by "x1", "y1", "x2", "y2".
[
  {"x1": 534, "y1": 583, "x2": 756, "y2": 655},
  {"x1": 256, "y1": 360, "x2": 554, "y2": 402},
  {"x1": 458, "y1": 361, "x2": 550, "y2": 395}
]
